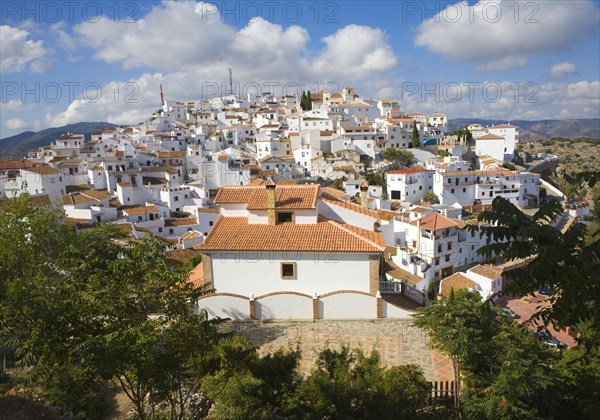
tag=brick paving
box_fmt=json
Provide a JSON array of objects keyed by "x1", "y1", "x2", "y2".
[
  {"x1": 223, "y1": 319, "x2": 454, "y2": 382},
  {"x1": 495, "y1": 293, "x2": 578, "y2": 348}
]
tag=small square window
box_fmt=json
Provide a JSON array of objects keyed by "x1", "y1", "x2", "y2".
[
  {"x1": 277, "y1": 212, "x2": 293, "y2": 224},
  {"x1": 209, "y1": 221, "x2": 214, "y2": 226},
  {"x1": 281, "y1": 262, "x2": 296, "y2": 279}
]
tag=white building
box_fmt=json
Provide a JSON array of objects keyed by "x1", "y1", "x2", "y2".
[
  {"x1": 385, "y1": 168, "x2": 435, "y2": 202},
  {"x1": 433, "y1": 168, "x2": 540, "y2": 208},
  {"x1": 196, "y1": 182, "x2": 385, "y2": 297}
]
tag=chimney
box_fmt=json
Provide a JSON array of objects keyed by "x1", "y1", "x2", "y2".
[
  {"x1": 359, "y1": 179, "x2": 369, "y2": 208},
  {"x1": 266, "y1": 178, "x2": 276, "y2": 225}
]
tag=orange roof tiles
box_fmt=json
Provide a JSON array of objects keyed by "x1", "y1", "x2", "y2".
[
  {"x1": 123, "y1": 205, "x2": 159, "y2": 215},
  {"x1": 440, "y1": 273, "x2": 478, "y2": 298},
  {"x1": 469, "y1": 264, "x2": 502, "y2": 279},
  {"x1": 476, "y1": 133, "x2": 504, "y2": 140},
  {"x1": 441, "y1": 168, "x2": 514, "y2": 177},
  {"x1": 386, "y1": 168, "x2": 433, "y2": 175},
  {"x1": 196, "y1": 217, "x2": 385, "y2": 253},
  {"x1": 418, "y1": 213, "x2": 458, "y2": 231},
  {"x1": 319, "y1": 195, "x2": 380, "y2": 219},
  {"x1": 165, "y1": 217, "x2": 198, "y2": 226},
  {"x1": 215, "y1": 185, "x2": 319, "y2": 210}
]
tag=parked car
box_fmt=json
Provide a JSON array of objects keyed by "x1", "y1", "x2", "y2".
[
  {"x1": 500, "y1": 308, "x2": 517, "y2": 318},
  {"x1": 535, "y1": 330, "x2": 566, "y2": 349}
]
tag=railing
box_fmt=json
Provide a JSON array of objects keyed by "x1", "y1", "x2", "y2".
[
  {"x1": 404, "y1": 282, "x2": 431, "y2": 306},
  {"x1": 425, "y1": 381, "x2": 456, "y2": 407},
  {"x1": 379, "y1": 280, "x2": 432, "y2": 307},
  {"x1": 379, "y1": 280, "x2": 402, "y2": 293}
]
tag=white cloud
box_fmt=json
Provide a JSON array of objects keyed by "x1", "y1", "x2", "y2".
[
  {"x1": 74, "y1": 1, "x2": 397, "y2": 84},
  {"x1": 311, "y1": 25, "x2": 397, "y2": 79},
  {"x1": 5, "y1": 118, "x2": 27, "y2": 130},
  {"x1": 475, "y1": 56, "x2": 528, "y2": 72},
  {"x1": 415, "y1": 1, "x2": 600, "y2": 69},
  {"x1": 51, "y1": 22, "x2": 77, "y2": 51},
  {"x1": 375, "y1": 79, "x2": 600, "y2": 121},
  {"x1": 0, "y1": 25, "x2": 51, "y2": 73},
  {"x1": 45, "y1": 72, "x2": 191, "y2": 127},
  {"x1": 550, "y1": 62, "x2": 576, "y2": 78},
  {"x1": 74, "y1": 1, "x2": 236, "y2": 70},
  {"x1": 2, "y1": 100, "x2": 24, "y2": 111}
]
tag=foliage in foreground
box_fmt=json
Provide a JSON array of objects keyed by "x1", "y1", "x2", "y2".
[{"x1": 0, "y1": 194, "x2": 432, "y2": 419}]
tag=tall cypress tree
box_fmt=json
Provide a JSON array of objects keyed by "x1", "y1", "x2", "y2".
[{"x1": 411, "y1": 123, "x2": 420, "y2": 148}]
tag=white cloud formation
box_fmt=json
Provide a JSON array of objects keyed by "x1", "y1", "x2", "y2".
[
  {"x1": 45, "y1": 1, "x2": 400, "y2": 126},
  {"x1": 415, "y1": 1, "x2": 600, "y2": 69},
  {"x1": 376, "y1": 79, "x2": 600, "y2": 121},
  {"x1": 5, "y1": 118, "x2": 27, "y2": 130},
  {"x1": 0, "y1": 25, "x2": 51, "y2": 73},
  {"x1": 312, "y1": 25, "x2": 397, "y2": 79},
  {"x1": 550, "y1": 62, "x2": 576, "y2": 78},
  {"x1": 74, "y1": 1, "x2": 397, "y2": 83},
  {"x1": 51, "y1": 22, "x2": 77, "y2": 51},
  {"x1": 475, "y1": 56, "x2": 528, "y2": 72}
]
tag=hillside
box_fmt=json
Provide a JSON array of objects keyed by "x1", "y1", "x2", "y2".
[
  {"x1": 0, "y1": 122, "x2": 118, "y2": 159},
  {"x1": 449, "y1": 118, "x2": 600, "y2": 141}
]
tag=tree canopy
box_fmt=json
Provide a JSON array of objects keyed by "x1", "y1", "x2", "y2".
[{"x1": 384, "y1": 148, "x2": 414, "y2": 167}]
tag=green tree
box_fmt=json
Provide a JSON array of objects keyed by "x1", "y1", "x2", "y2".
[
  {"x1": 415, "y1": 290, "x2": 559, "y2": 419},
  {"x1": 306, "y1": 90, "x2": 313, "y2": 111},
  {"x1": 466, "y1": 197, "x2": 600, "y2": 350},
  {"x1": 300, "y1": 90, "x2": 308, "y2": 111},
  {"x1": 411, "y1": 123, "x2": 420, "y2": 148},
  {"x1": 384, "y1": 148, "x2": 414, "y2": 167},
  {"x1": 0, "y1": 196, "x2": 237, "y2": 419},
  {"x1": 423, "y1": 190, "x2": 439, "y2": 204},
  {"x1": 283, "y1": 345, "x2": 430, "y2": 419}
]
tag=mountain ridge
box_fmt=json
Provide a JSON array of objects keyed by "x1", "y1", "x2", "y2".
[
  {"x1": 1, "y1": 118, "x2": 598, "y2": 159},
  {"x1": 0, "y1": 122, "x2": 118, "y2": 159}
]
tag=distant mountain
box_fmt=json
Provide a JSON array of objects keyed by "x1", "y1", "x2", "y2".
[
  {"x1": 448, "y1": 118, "x2": 600, "y2": 141},
  {"x1": 0, "y1": 122, "x2": 118, "y2": 159}
]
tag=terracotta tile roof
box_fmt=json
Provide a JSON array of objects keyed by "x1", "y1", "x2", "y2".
[
  {"x1": 215, "y1": 185, "x2": 319, "y2": 210},
  {"x1": 320, "y1": 195, "x2": 380, "y2": 219},
  {"x1": 441, "y1": 168, "x2": 514, "y2": 177},
  {"x1": 321, "y1": 187, "x2": 349, "y2": 199},
  {"x1": 418, "y1": 213, "x2": 458, "y2": 231},
  {"x1": 30, "y1": 194, "x2": 52, "y2": 208},
  {"x1": 440, "y1": 273, "x2": 478, "y2": 298},
  {"x1": 468, "y1": 264, "x2": 502, "y2": 280},
  {"x1": 384, "y1": 260, "x2": 422, "y2": 286},
  {"x1": 123, "y1": 205, "x2": 159, "y2": 215},
  {"x1": 158, "y1": 151, "x2": 185, "y2": 158},
  {"x1": 476, "y1": 133, "x2": 504, "y2": 140},
  {"x1": 197, "y1": 208, "x2": 220, "y2": 214},
  {"x1": 490, "y1": 124, "x2": 518, "y2": 129},
  {"x1": 0, "y1": 159, "x2": 39, "y2": 170},
  {"x1": 188, "y1": 263, "x2": 206, "y2": 289},
  {"x1": 179, "y1": 230, "x2": 202, "y2": 241},
  {"x1": 23, "y1": 166, "x2": 61, "y2": 175},
  {"x1": 449, "y1": 218, "x2": 480, "y2": 229},
  {"x1": 165, "y1": 217, "x2": 198, "y2": 226},
  {"x1": 386, "y1": 168, "x2": 433, "y2": 175},
  {"x1": 63, "y1": 190, "x2": 112, "y2": 205},
  {"x1": 377, "y1": 209, "x2": 398, "y2": 221},
  {"x1": 196, "y1": 217, "x2": 385, "y2": 253}
]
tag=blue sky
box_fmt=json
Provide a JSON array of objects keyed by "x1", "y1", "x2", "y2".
[{"x1": 1, "y1": 0, "x2": 599, "y2": 138}]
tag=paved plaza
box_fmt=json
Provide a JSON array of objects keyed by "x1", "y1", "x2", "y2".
[{"x1": 223, "y1": 318, "x2": 454, "y2": 382}]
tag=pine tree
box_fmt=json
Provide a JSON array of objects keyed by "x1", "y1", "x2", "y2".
[{"x1": 411, "y1": 123, "x2": 420, "y2": 148}]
